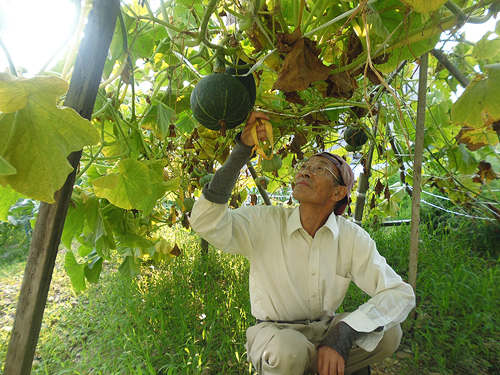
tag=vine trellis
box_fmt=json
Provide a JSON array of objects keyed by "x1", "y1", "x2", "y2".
[{"x1": 1, "y1": 0, "x2": 500, "y2": 373}]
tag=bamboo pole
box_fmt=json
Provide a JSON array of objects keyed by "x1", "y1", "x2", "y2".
[
  {"x1": 408, "y1": 53, "x2": 428, "y2": 319},
  {"x1": 2, "y1": 2, "x2": 120, "y2": 374}
]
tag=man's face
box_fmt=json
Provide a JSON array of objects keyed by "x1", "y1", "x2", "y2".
[{"x1": 292, "y1": 156, "x2": 345, "y2": 206}]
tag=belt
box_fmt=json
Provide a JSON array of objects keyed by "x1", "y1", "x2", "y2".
[{"x1": 256, "y1": 319, "x2": 320, "y2": 325}]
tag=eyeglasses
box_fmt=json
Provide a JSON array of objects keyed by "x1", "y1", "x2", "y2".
[{"x1": 294, "y1": 162, "x2": 342, "y2": 184}]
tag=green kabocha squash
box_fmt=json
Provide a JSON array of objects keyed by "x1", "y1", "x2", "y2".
[
  {"x1": 261, "y1": 154, "x2": 282, "y2": 172},
  {"x1": 190, "y1": 73, "x2": 252, "y2": 134},
  {"x1": 225, "y1": 64, "x2": 256, "y2": 108},
  {"x1": 344, "y1": 144, "x2": 363, "y2": 152},
  {"x1": 199, "y1": 173, "x2": 214, "y2": 187},
  {"x1": 344, "y1": 126, "x2": 368, "y2": 147},
  {"x1": 183, "y1": 197, "x2": 196, "y2": 212},
  {"x1": 255, "y1": 176, "x2": 269, "y2": 189}
]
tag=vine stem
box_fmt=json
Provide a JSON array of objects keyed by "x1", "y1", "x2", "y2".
[
  {"x1": 76, "y1": 143, "x2": 105, "y2": 180},
  {"x1": 0, "y1": 36, "x2": 17, "y2": 76},
  {"x1": 302, "y1": 0, "x2": 377, "y2": 39},
  {"x1": 62, "y1": 0, "x2": 92, "y2": 80}
]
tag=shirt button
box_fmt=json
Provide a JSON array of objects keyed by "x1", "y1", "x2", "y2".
[
  {"x1": 312, "y1": 294, "x2": 317, "y2": 298},
  {"x1": 312, "y1": 273, "x2": 316, "y2": 276},
  {"x1": 312, "y1": 247, "x2": 317, "y2": 251}
]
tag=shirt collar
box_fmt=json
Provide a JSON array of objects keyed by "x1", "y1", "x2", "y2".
[{"x1": 287, "y1": 206, "x2": 340, "y2": 238}]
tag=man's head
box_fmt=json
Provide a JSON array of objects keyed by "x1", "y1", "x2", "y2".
[{"x1": 292, "y1": 152, "x2": 354, "y2": 215}]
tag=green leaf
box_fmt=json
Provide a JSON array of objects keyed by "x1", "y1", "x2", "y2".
[
  {"x1": 447, "y1": 144, "x2": 478, "y2": 175},
  {"x1": 0, "y1": 155, "x2": 16, "y2": 176},
  {"x1": 472, "y1": 32, "x2": 500, "y2": 61},
  {"x1": 118, "y1": 255, "x2": 139, "y2": 278},
  {"x1": 137, "y1": 159, "x2": 169, "y2": 215},
  {"x1": 157, "y1": 102, "x2": 176, "y2": 140},
  {"x1": 0, "y1": 74, "x2": 100, "y2": 203},
  {"x1": 83, "y1": 195, "x2": 106, "y2": 245},
  {"x1": 400, "y1": 0, "x2": 447, "y2": 13},
  {"x1": 93, "y1": 159, "x2": 152, "y2": 210},
  {"x1": 84, "y1": 257, "x2": 103, "y2": 284},
  {"x1": 374, "y1": 3, "x2": 440, "y2": 72},
  {"x1": 175, "y1": 111, "x2": 196, "y2": 134},
  {"x1": 61, "y1": 199, "x2": 84, "y2": 249},
  {"x1": 64, "y1": 251, "x2": 86, "y2": 293},
  {"x1": 0, "y1": 185, "x2": 22, "y2": 222}
]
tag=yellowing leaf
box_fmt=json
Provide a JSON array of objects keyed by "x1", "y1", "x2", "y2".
[
  {"x1": 0, "y1": 155, "x2": 16, "y2": 176},
  {"x1": 0, "y1": 74, "x2": 100, "y2": 203},
  {"x1": 452, "y1": 65, "x2": 500, "y2": 150},
  {"x1": 93, "y1": 159, "x2": 152, "y2": 210},
  {"x1": 0, "y1": 73, "x2": 29, "y2": 112},
  {"x1": 455, "y1": 126, "x2": 499, "y2": 151},
  {"x1": 400, "y1": 0, "x2": 447, "y2": 14}
]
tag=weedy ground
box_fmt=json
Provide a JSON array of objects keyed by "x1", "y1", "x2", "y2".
[{"x1": 1, "y1": 215, "x2": 499, "y2": 375}]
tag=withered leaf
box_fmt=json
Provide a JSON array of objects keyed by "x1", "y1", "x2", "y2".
[
  {"x1": 384, "y1": 183, "x2": 391, "y2": 200},
  {"x1": 325, "y1": 71, "x2": 358, "y2": 99},
  {"x1": 370, "y1": 194, "x2": 376, "y2": 209},
  {"x1": 350, "y1": 64, "x2": 383, "y2": 85},
  {"x1": 476, "y1": 161, "x2": 499, "y2": 183},
  {"x1": 276, "y1": 27, "x2": 302, "y2": 53},
  {"x1": 170, "y1": 243, "x2": 182, "y2": 257},
  {"x1": 374, "y1": 179, "x2": 384, "y2": 196},
  {"x1": 493, "y1": 120, "x2": 500, "y2": 136},
  {"x1": 372, "y1": 53, "x2": 391, "y2": 65},
  {"x1": 273, "y1": 28, "x2": 331, "y2": 93},
  {"x1": 346, "y1": 31, "x2": 364, "y2": 65},
  {"x1": 250, "y1": 194, "x2": 257, "y2": 206},
  {"x1": 284, "y1": 91, "x2": 306, "y2": 105}
]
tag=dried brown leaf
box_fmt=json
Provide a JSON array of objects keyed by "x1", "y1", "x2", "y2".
[{"x1": 272, "y1": 29, "x2": 331, "y2": 92}]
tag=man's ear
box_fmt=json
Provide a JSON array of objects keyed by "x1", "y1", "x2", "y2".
[{"x1": 330, "y1": 185, "x2": 348, "y2": 202}]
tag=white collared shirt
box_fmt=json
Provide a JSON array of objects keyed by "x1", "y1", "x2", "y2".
[{"x1": 190, "y1": 194, "x2": 415, "y2": 351}]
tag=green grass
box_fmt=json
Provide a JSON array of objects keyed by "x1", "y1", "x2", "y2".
[{"x1": 1, "y1": 216, "x2": 500, "y2": 374}]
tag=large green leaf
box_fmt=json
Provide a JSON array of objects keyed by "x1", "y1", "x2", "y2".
[
  {"x1": 93, "y1": 158, "x2": 151, "y2": 210},
  {"x1": 0, "y1": 185, "x2": 22, "y2": 222},
  {"x1": 374, "y1": 1, "x2": 441, "y2": 72},
  {"x1": 0, "y1": 74, "x2": 100, "y2": 203}
]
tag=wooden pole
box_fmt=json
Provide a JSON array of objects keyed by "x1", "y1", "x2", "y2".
[
  {"x1": 2, "y1": 2, "x2": 120, "y2": 374},
  {"x1": 408, "y1": 53, "x2": 428, "y2": 319},
  {"x1": 353, "y1": 111, "x2": 379, "y2": 225}
]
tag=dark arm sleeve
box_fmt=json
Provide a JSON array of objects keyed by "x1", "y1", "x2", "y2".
[
  {"x1": 202, "y1": 133, "x2": 254, "y2": 204},
  {"x1": 319, "y1": 321, "x2": 370, "y2": 362}
]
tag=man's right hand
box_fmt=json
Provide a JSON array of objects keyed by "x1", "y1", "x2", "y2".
[
  {"x1": 240, "y1": 111, "x2": 270, "y2": 147},
  {"x1": 317, "y1": 345, "x2": 346, "y2": 375}
]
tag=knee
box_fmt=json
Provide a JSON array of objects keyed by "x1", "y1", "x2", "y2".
[
  {"x1": 378, "y1": 324, "x2": 403, "y2": 357},
  {"x1": 262, "y1": 329, "x2": 312, "y2": 372}
]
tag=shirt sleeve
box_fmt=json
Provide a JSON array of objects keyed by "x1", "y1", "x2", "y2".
[
  {"x1": 190, "y1": 193, "x2": 267, "y2": 258},
  {"x1": 339, "y1": 224, "x2": 416, "y2": 352}
]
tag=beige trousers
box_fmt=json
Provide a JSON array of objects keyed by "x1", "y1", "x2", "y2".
[{"x1": 245, "y1": 313, "x2": 402, "y2": 375}]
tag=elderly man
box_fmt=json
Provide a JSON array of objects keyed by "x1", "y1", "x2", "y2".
[{"x1": 190, "y1": 112, "x2": 415, "y2": 375}]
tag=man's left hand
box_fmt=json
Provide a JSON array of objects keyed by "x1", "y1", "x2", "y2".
[{"x1": 317, "y1": 346, "x2": 345, "y2": 375}]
